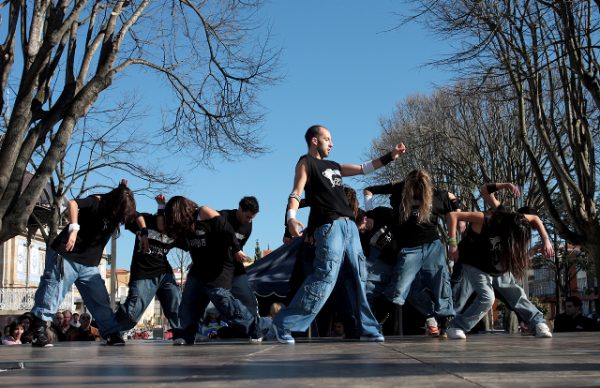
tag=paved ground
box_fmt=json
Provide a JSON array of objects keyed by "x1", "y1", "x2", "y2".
[{"x1": 0, "y1": 332, "x2": 599, "y2": 387}]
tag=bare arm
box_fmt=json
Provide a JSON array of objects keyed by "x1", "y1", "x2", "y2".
[
  {"x1": 65, "y1": 200, "x2": 80, "y2": 252},
  {"x1": 340, "y1": 143, "x2": 406, "y2": 177},
  {"x1": 447, "y1": 211, "x2": 485, "y2": 261},
  {"x1": 480, "y1": 182, "x2": 520, "y2": 210},
  {"x1": 524, "y1": 214, "x2": 554, "y2": 258},
  {"x1": 286, "y1": 159, "x2": 308, "y2": 238}
]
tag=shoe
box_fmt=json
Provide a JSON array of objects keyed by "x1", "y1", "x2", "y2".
[
  {"x1": 249, "y1": 335, "x2": 263, "y2": 344},
  {"x1": 425, "y1": 317, "x2": 439, "y2": 337},
  {"x1": 438, "y1": 316, "x2": 451, "y2": 338},
  {"x1": 360, "y1": 334, "x2": 385, "y2": 342},
  {"x1": 31, "y1": 317, "x2": 53, "y2": 348},
  {"x1": 447, "y1": 327, "x2": 466, "y2": 340},
  {"x1": 272, "y1": 324, "x2": 295, "y2": 344},
  {"x1": 535, "y1": 322, "x2": 553, "y2": 338},
  {"x1": 174, "y1": 337, "x2": 195, "y2": 345},
  {"x1": 105, "y1": 332, "x2": 125, "y2": 346}
]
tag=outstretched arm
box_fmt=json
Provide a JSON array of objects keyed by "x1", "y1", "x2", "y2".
[{"x1": 341, "y1": 143, "x2": 406, "y2": 177}]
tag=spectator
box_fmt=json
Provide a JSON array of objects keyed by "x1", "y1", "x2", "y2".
[
  {"x1": 200, "y1": 308, "x2": 228, "y2": 339},
  {"x1": 17, "y1": 312, "x2": 34, "y2": 344},
  {"x1": 50, "y1": 312, "x2": 67, "y2": 341},
  {"x1": 2, "y1": 321, "x2": 25, "y2": 345},
  {"x1": 67, "y1": 313, "x2": 101, "y2": 341},
  {"x1": 554, "y1": 296, "x2": 599, "y2": 332},
  {"x1": 71, "y1": 312, "x2": 81, "y2": 328},
  {"x1": 328, "y1": 321, "x2": 345, "y2": 338}
]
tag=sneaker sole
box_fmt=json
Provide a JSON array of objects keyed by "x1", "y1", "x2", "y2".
[{"x1": 273, "y1": 325, "x2": 294, "y2": 344}]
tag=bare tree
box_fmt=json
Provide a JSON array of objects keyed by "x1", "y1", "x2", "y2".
[
  {"x1": 168, "y1": 248, "x2": 191, "y2": 290},
  {"x1": 407, "y1": 0, "x2": 600, "y2": 285},
  {"x1": 0, "y1": 0, "x2": 278, "y2": 243}
]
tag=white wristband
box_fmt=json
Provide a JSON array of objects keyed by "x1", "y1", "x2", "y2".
[
  {"x1": 68, "y1": 223, "x2": 81, "y2": 232},
  {"x1": 361, "y1": 160, "x2": 375, "y2": 175},
  {"x1": 157, "y1": 203, "x2": 165, "y2": 210},
  {"x1": 286, "y1": 209, "x2": 297, "y2": 222}
]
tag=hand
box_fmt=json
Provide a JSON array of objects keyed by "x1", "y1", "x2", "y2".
[
  {"x1": 391, "y1": 143, "x2": 407, "y2": 159},
  {"x1": 448, "y1": 245, "x2": 459, "y2": 261},
  {"x1": 119, "y1": 179, "x2": 128, "y2": 187},
  {"x1": 508, "y1": 183, "x2": 521, "y2": 197},
  {"x1": 541, "y1": 239, "x2": 554, "y2": 258},
  {"x1": 287, "y1": 218, "x2": 305, "y2": 238},
  {"x1": 155, "y1": 194, "x2": 166, "y2": 205},
  {"x1": 65, "y1": 230, "x2": 78, "y2": 252},
  {"x1": 234, "y1": 251, "x2": 250, "y2": 263}
]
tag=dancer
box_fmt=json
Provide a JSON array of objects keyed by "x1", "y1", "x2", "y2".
[
  {"x1": 446, "y1": 207, "x2": 549, "y2": 339},
  {"x1": 163, "y1": 196, "x2": 269, "y2": 345},
  {"x1": 30, "y1": 180, "x2": 136, "y2": 347},
  {"x1": 363, "y1": 170, "x2": 458, "y2": 336},
  {"x1": 116, "y1": 194, "x2": 183, "y2": 338},
  {"x1": 477, "y1": 182, "x2": 553, "y2": 337},
  {"x1": 219, "y1": 196, "x2": 260, "y2": 314},
  {"x1": 272, "y1": 124, "x2": 405, "y2": 344}
]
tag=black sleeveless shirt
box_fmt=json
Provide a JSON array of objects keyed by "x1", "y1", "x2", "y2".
[
  {"x1": 302, "y1": 154, "x2": 354, "y2": 228},
  {"x1": 458, "y1": 213, "x2": 505, "y2": 276}
]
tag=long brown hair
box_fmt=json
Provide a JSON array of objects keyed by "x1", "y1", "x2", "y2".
[
  {"x1": 99, "y1": 183, "x2": 136, "y2": 227},
  {"x1": 491, "y1": 211, "x2": 532, "y2": 279},
  {"x1": 164, "y1": 196, "x2": 198, "y2": 238},
  {"x1": 399, "y1": 169, "x2": 433, "y2": 224},
  {"x1": 343, "y1": 186, "x2": 359, "y2": 219}
]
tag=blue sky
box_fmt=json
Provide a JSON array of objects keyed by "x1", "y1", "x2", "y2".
[{"x1": 113, "y1": 0, "x2": 453, "y2": 270}]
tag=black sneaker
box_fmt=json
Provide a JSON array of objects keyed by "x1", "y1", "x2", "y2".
[
  {"x1": 31, "y1": 316, "x2": 53, "y2": 348},
  {"x1": 105, "y1": 332, "x2": 125, "y2": 346}
]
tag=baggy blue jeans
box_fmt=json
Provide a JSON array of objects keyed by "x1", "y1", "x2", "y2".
[
  {"x1": 273, "y1": 218, "x2": 382, "y2": 337},
  {"x1": 31, "y1": 248, "x2": 120, "y2": 337},
  {"x1": 384, "y1": 240, "x2": 454, "y2": 317},
  {"x1": 116, "y1": 272, "x2": 182, "y2": 332},
  {"x1": 451, "y1": 264, "x2": 494, "y2": 332},
  {"x1": 492, "y1": 272, "x2": 546, "y2": 332}
]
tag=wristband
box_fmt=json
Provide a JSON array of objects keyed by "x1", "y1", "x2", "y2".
[
  {"x1": 450, "y1": 198, "x2": 461, "y2": 211},
  {"x1": 286, "y1": 209, "x2": 297, "y2": 222},
  {"x1": 289, "y1": 193, "x2": 302, "y2": 203},
  {"x1": 486, "y1": 183, "x2": 498, "y2": 194},
  {"x1": 157, "y1": 208, "x2": 165, "y2": 216},
  {"x1": 157, "y1": 203, "x2": 165, "y2": 210},
  {"x1": 361, "y1": 160, "x2": 375, "y2": 174},
  {"x1": 448, "y1": 237, "x2": 458, "y2": 247},
  {"x1": 140, "y1": 228, "x2": 149, "y2": 237},
  {"x1": 68, "y1": 223, "x2": 80, "y2": 232},
  {"x1": 379, "y1": 151, "x2": 394, "y2": 166}
]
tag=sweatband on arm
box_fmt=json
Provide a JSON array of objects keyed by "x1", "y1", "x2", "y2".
[
  {"x1": 361, "y1": 160, "x2": 375, "y2": 175},
  {"x1": 68, "y1": 223, "x2": 80, "y2": 232},
  {"x1": 450, "y1": 198, "x2": 461, "y2": 211},
  {"x1": 289, "y1": 193, "x2": 302, "y2": 203},
  {"x1": 379, "y1": 151, "x2": 394, "y2": 166},
  {"x1": 286, "y1": 209, "x2": 297, "y2": 222},
  {"x1": 486, "y1": 183, "x2": 498, "y2": 194}
]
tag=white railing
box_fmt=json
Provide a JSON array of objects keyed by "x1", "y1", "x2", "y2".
[{"x1": 0, "y1": 287, "x2": 74, "y2": 312}]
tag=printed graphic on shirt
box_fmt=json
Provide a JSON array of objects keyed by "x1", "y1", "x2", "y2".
[
  {"x1": 235, "y1": 232, "x2": 246, "y2": 241},
  {"x1": 322, "y1": 168, "x2": 342, "y2": 188}
]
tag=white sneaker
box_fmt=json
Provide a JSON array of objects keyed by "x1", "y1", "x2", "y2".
[
  {"x1": 535, "y1": 322, "x2": 552, "y2": 338},
  {"x1": 447, "y1": 327, "x2": 466, "y2": 340}
]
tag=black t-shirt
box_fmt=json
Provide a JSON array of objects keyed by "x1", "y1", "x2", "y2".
[
  {"x1": 458, "y1": 213, "x2": 505, "y2": 276},
  {"x1": 186, "y1": 216, "x2": 240, "y2": 289},
  {"x1": 220, "y1": 209, "x2": 252, "y2": 276},
  {"x1": 360, "y1": 207, "x2": 398, "y2": 264},
  {"x1": 51, "y1": 196, "x2": 118, "y2": 266},
  {"x1": 303, "y1": 155, "x2": 354, "y2": 228},
  {"x1": 125, "y1": 213, "x2": 179, "y2": 280}
]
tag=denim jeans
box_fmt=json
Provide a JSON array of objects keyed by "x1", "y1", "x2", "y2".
[
  {"x1": 178, "y1": 273, "x2": 269, "y2": 342},
  {"x1": 450, "y1": 264, "x2": 494, "y2": 332},
  {"x1": 31, "y1": 248, "x2": 120, "y2": 337},
  {"x1": 231, "y1": 273, "x2": 259, "y2": 315},
  {"x1": 273, "y1": 218, "x2": 381, "y2": 337},
  {"x1": 366, "y1": 247, "x2": 435, "y2": 318},
  {"x1": 116, "y1": 272, "x2": 181, "y2": 332},
  {"x1": 384, "y1": 240, "x2": 454, "y2": 317},
  {"x1": 492, "y1": 272, "x2": 545, "y2": 331}
]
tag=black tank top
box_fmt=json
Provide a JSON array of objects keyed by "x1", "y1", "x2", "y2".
[
  {"x1": 458, "y1": 214, "x2": 505, "y2": 275},
  {"x1": 302, "y1": 154, "x2": 354, "y2": 228}
]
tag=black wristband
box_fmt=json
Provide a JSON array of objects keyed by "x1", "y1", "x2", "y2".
[
  {"x1": 379, "y1": 151, "x2": 394, "y2": 166},
  {"x1": 486, "y1": 183, "x2": 498, "y2": 194},
  {"x1": 450, "y1": 198, "x2": 461, "y2": 211},
  {"x1": 157, "y1": 209, "x2": 165, "y2": 216},
  {"x1": 140, "y1": 228, "x2": 149, "y2": 237}
]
